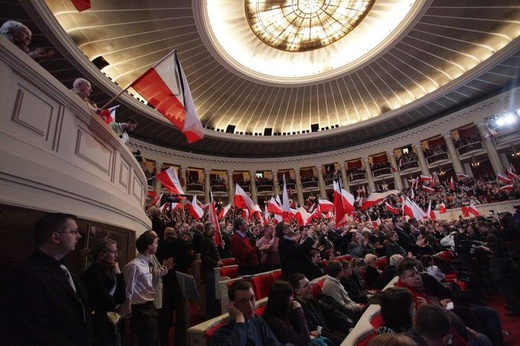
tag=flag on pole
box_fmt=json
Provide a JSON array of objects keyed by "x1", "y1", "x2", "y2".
[
  {"x1": 333, "y1": 181, "x2": 347, "y2": 228},
  {"x1": 155, "y1": 167, "x2": 185, "y2": 195},
  {"x1": 188, "y1": 195, "x2": 204, "y2": 220},
  {"x1": 234, "y1": 184, "x2": 255, "y2": 214},
  {"x1": 449, "y1": 177, "x2": 455, "y2": 191},
  {"x1": 130, "y1": 50, "x2": 204, "y2": 143},
  {"x1": 361, "y1": 190, "x2": 400, "y2": 210},
  {"x1": 461, "y1": 203, "x2": 480, "y2": 217},
  {"x1": 98, "y1": 105, "x2": 119, "y2": 124},
  {"x1": 499, "y1": 184, "x2": 514, "y2": 192},
  {"x1": 295, "y1": 207, "x2": 312, "y2": 226},
  {"x1": 341, "y1": 188, "x2": 356, "y2": 214},
  {"x1": 281, "y1": 176, "x2": 292, "y2": 222},
  {"x1": 403, "y1": 197, "x2": 427, "y2": 219},
  {"x1": 420, "y1": 174, "x2": 432, "y2": 183},
  {"x1": 507, "y1": 164, "x2": 519, "y2": 181},
  {"x1": 438, "y1": 202, "x2": 447, "y2": 214},
  {"x1": 497, "y1": 173, "x2": 512, "y2": 184},
  {"x1": 422, "y1": 185, "x2": 435, "y2": 192},
  {"x1": 317, "y1": 198, "x2": 334, "y2": 213},
  {"x1": 208, "y1": 192, "x2": 221, "y2": 246},
  {"x1": 267, "y1": 197, "x2": 283, "y2": 215},
  {"x1": 218, "y1": 203, "x2": 231, "y2": 220},
  {"x1": 385, "y1": 202, "x2": 400, "y2": 215}
]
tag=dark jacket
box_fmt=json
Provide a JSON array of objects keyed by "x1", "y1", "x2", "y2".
[{"x1": 278, "y1": 236, "x2": 314, "y2": 280}]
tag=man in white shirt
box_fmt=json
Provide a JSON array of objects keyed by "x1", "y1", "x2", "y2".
[
  {"x1": 122, "y1": 230, "x2": 160, "y2": 345},
  {"x1": 322, "y1": 260, "x2": 363, "y2": 315}
]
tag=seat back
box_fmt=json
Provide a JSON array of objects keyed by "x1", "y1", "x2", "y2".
[
  {"x1": 270, "y1": 269, "x2": 282, "y2": 282},
  {"x1": 219, "y1": 264, "x2": 239, "y2": 279},
  {"x1": 251, "y1": 272, "x2": 274, "y2": 300},
  {"x1": 376, "y1": 256, "x2": 388, "y2": 270},
  {"x1": 219, "y1": 258, "x2": 235, "y2": 266}
]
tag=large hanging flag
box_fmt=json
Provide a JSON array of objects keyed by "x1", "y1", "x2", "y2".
[
  {"x1": 155, "y1": 167, "x2": 185, "y2": 195},
  {"x1": 361, "y1": 190, "x2": 400, "y2": 210},
  {"x1": 333, "y1": 181, "x2": 347, "y2": 228},
  {"x1": 234, "y1": 184, "x2": 255, "y2": 214},
  {"x1": 130, "y1": 50, "x2": 204, "y2": 143},
  {"x1": 208, "y1": 192, "x2": 221, "y2": 246}
]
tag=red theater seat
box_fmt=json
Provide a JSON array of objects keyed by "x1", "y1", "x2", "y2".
[
  {"x1": 270, "y1": 269, "x2": 282, "y2": 282},
  {"x1": 251, "y1": 273, "x2": 274, "y2": 300},
  {"x1": 219, "y1": 265, "x2": 238, "y2": 279},
  {"x1": 219, "y1": 258, "x2": 236, "y2": 266}
]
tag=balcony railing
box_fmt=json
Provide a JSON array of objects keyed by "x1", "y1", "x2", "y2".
[
  {"x1": 457, "y1": 142, "x2": 483, "y2": 155},
  {"x1": 302, "y1": 180, "x2": 319, "y2": 190},
  {"x1": 348, "y1": 172, "x2": 366, "y2": 182},
  {"x1": 257, "y1": 185, "x2": 273, "y2": 193},
  {"x1": 399, "y1": 160, "x2": 420, "y2": 172},
  {"x1": 372, "y1": 167, "x2": 392, "y2": 178},
  {"x1": 426, "y1": 152, "x2": 449, "y2": 164},
  {"x1": 186, "y1": 183, "x2": 204, "y2": 193}
]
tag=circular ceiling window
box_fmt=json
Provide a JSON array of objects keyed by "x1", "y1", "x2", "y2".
[{"x1": 245, "y1": 0, "x2": 375, "y2": 52}]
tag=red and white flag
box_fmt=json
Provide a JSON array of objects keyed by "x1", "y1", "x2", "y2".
[
  {"x1": 333, "y1": 181, "x2": 347, "y2": 228},
  {"x1": 253, "y1": 204, "x2": 263, "y2": 221},
  {"x1": 420, "y1": 174, "x2": 433, "y2": 183},
  {"x1": 99, "y1": 105, "x2": 119, "y2": 125},
  {"x1": 425, "y1": 200, "x2": 437, "y2": 220},
  {"x1": 385, "y1": 202, "x2": 400, "y2": 215},
  {"x1": 438, "y1": 202, "x2": 447, "y2": 214},
  {"x1": 403, "y1": 197, "x2": 426, "y2": 219},
  {"x1": 295, "y1": 207, "x2": 312, "y2": 226},
  {"x1": 461, "y1": 203, "x2": 480, "y2": 217},
  {"x1": 318, "y1": 198, "x2": 334, "y2": 213},
  {"x1": 497, "y1": 173, "x2": 512, "y2": 184},
  {"x1": 130, "y1": 50, "x2": 204, "y2": 143},
  {"x1": 156, "y1": 167, "x2": 185, "y2": 195},
  {"x1": 267, "y1": 197, "x2": 283, "y2": 215},
  {"x1": 422, "y1": 185, "x2": 435, "y2": 192},
  {"x1": 361, "y1": 190, "x2": 400, "y2": 210},
  {"x1": 281, "y1": 176, "x2": 292, "y2": 222},
  {"x1": 499, "y1": 184, "x2": 514, "y2": 192},
  {"x1": 218, "y1": 203, "x2": 231, "y2": 220},
  {"x1": 457, "y1": 173, "x2": 469, "y2": 180},
  {"x1": 341, "y1": 188, "x2": 356, "y2": 214},
  {"x1": 507, "y1": 164, "x2": 519, "y2": 181},
  {"x1": 188, "y1": 195, "x2": 204, "y2": 220},
  {"x1": 234, "y1": 184, "x2": 255, "y2": 214},
  {"x1": 449, "y1": 177, "x2": 455, "y2": 191},
  {"x1": 208, "y1": 192, "x2": 221, "y2": 246}
]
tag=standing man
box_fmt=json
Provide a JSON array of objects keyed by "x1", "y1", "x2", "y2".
[
  {"x1": 122, "y1": 230, "x2": 160, "y2": 346},
  {"x1": 200, "y1": 222, "x2": 222, "y2": 318},
  {"x1": 277, "y1": 221, "x2": 314, "y2": 279},
  {"x1": 3, "y1": 213, "x2": 91, "y2": 345},
  {"x1": 231, "y1": 217, "x2": 259, "y2": 276}
]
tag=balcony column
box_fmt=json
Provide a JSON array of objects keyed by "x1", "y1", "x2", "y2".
[
  {"x1": 499, "y1": 152, "x2": 511, "y2": 172},
  {"x1": 227, "y1": 170, "x2": 234, "y2": 206},
  {"x1": 316, "y1": 165, "x2": 327, "y2": 199},
  {"x1": 153, "y1": 161, "x2": 163, "y2": 196},
  {"x1": 477, "y1": 122, "x2": 504, "y2": 175},
  {"x1": 249, "y1": 170, "x2": 258, "y2": 204},
  {"x1": 387, "y1": 151, "x2": 403, "y2": 191},
  {"x1": 363, "y1": 157, "x2": 376, "y2": 192},
  {"x1": 272, "y1": 171, "x2": 280, "y2": 197},
  {"x1": 294, "y1": 170, "x2": 304, "y2": 207},
  {"x1": 204, "y1": 168, "x2": 211, "y2": 204},
  {"x1": 339, "y1": 163, "x2": 350, "y2": 192},
  {"x1": 413, "y1": 142, "x2": 430, "y2": 176},
  {"x1": 443, "y1": 133, "x2": 465, "y2": 175},
  {"x1": 179, "y1": 167, "x2": 187, "y2": 193}
]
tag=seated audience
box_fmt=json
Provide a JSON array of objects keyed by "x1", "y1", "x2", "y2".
[
  {"x1": 372, "y1": 254, "x2": 403, "y2": 290},
  {"x1": 211, "y1": 280, "x2": 283, "y2": 346},
  {"x1": 406, "y1": 304, "x2": 451, "y2": 346},
  {"x1": 420, "y1": 254, "x2": 445, "y2": 283},
  {"x1": 322, "y1": 260, "x2": 363, "y2": 318},
  {"x1": 368, "y1": 333, "x2": 417, "y2": 346},
  {"x1": 341, "y1": 260, "x2": 371, "y2": 304},
  {"x1": 289, "y1": 273, "x2": 352, "y2": 346},
  {"x1": 364, "y1": 254, "x2": 382, "y2": 289},
  {"x1": 306, "y1": 249, "x2": 326, "y2": 280},
  {"x1": 263, "y1": 281, "x2": 311, "y2": 346},
  {"x1": 375, "y1": 287, "x2": 414, "y2": 335},
  {"x1": 0, "y1": 20, "x2": 54, "y2": 59}
]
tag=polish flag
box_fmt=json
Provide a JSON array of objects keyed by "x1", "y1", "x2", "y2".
[
  {"x1": 188, "y1": 195, "x2": 204, "y2": 220},
  {"x1": 281, "y1": 176, "x2": 292, "y2": 222},
  {"x1": 341, "y1": 188, "x2": 356, "y2": 214},
  {"x1": 267, "y1": 197, "x2": 283, "y2": 215},
  {"x1": 425, "y1": 200, "x2": 437, "y2": 220},
  {"x1": 309, "y1": 206, "x2": 323, "y2": 221},
  {"x1": 218, "y1": 203, "x2": 231, "y2": 220},
  {"x1": 208, "y1": 192, "x2": 221, "y2": 246},
  {"x1": 499, "y1": 184, "x2": 514, "y2": 192},
  {"x1": 420, "y1": 174, "x2": 433, "y2": 183},
  {"x1": 422, "y1": 185, "x2": 435, "y2": 192},
  {"x1": 150, "y1": 192, "x2": 162, "y2": 207},
  {"x1": 318, "y1": 198, "x2": 334, "y2": 213},
  {"x1": 295, "y1": 207, "x2": 312, "y2": 226},
  {"x1": 385, "y1": 202, "x2": 400, "y2": 215},
  {"x1": 438, "y1": 202, "x2": 447, "y2": 214},
  {"x1": 497, "y1": 173, "x2": 512, "y2": 184},
  {"x1": 156, "y1": 167, "x2": 185, "y2": 195},
  {"x1": 234, "y1": 184, "x2": 255, "y2": 214},
  {"x1": 361, "y1": 190, "x2": 400, "y2": 210},
  {"x1": 449, "y1": 177, "x2": 455, "y2": 191},
  {"x1": 99, "y1": 105, "x2": 119, "y2": 125},
  {"x1": 457, "y1": 173, "x2": 469, "y2": 180},
  {"x1": 333, "y1": 181, "x2": 347, "y2": 228},
  {"x1": 130, "y1": 50, "x2": 204, "y2": 143},
  {"x1": 253, "y1": 204, "x2": 263, "y2": 221},
  {"x1": 403, "y1": 197, "x2": 426, "y2": 219},
  {"x1": 461, "y1": 203, "x2": 480, "y2": 217},
  {"x1": 507, "y1": 165, "x2": 519, "y2": 181}
]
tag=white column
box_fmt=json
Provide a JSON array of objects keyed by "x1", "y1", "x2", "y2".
[
  {"x1": 443, "y1": 133, "x2": 464, "y2": 175},
  {"x1": 204, "y1": 168, "x2": 211, "y2": 204},
  {"x1": 414, "y1": 142, "x2": 430, "y2": 176},
  {"x1": 294, "y1": 170, "x2": 304, "y2": 207},
  {"x1": 477, "y1": 122, "x2": 504, "y2": 175},
  {"x1": 153, "y1": 161, "x2": 163, "y2": 195},
  {"x1": 363, "y1": 157, "x2": 376, "y2": 192},
  {"x1": 227, "y1": 170, "x2": 234, "y2": 206},
  {"x1": 316, "y1": 165, "x2": 327, "y2": 198},
  {"x1": 387, "y1": 151, "x2": 403, "y2": 191},
  {"x1": 250, "y1": 170, "x2": 258, "y2": 204}
]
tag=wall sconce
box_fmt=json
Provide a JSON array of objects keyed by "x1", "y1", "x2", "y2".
[{"x1": 471, "y1": 155, "x2": 480, "y2": 168}]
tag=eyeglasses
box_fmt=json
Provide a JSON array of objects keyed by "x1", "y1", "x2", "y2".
[{"x1": 56, "y1": 230, "x2": 80, "y2": 235}]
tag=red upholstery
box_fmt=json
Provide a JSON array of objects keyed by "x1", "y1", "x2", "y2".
[
  {"x1": 312, "y1": 278, "x2": 326, "y2": 298},
  {"x1": 436, "y1": 250, "x2": 455, "y2": 261},
  {"x1": 270, "y1": 269, "x2": 282, "y2": 282},
  {"x1": 220, "y1": 258, "x2": 236, "y2": 266},
  {"x1": 376, "y1": 257, "x2": 388, "y2": 270},
  {"x1": 336, "y1": 254, "x2": 352, "y2": 262},
  {"x1": 370, "y1": 314, "x2": 384, "y2": 328},
  {"x1": 219, "y1": 265, "x2": 239, "y2": 279},
  {"x1": 251, "y1": 273, "x2": 274, "y2": 300}
]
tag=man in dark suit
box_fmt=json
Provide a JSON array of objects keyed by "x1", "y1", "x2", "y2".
[
  {"x1": 277, "y1": 222, "x2": 314, "y2": 279},
  {"x1": 4, "y1": 213, "x2": 91, "y2": 345}
]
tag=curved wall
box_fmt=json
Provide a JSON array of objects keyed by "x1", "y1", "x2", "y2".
[{"x1": 0, "y1": 37, "x2": 150, "y2": 233}]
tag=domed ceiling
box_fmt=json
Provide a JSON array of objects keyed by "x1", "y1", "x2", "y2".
[{"x1": 12, "y1": 0, "x2": 520, "y2": 157}]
